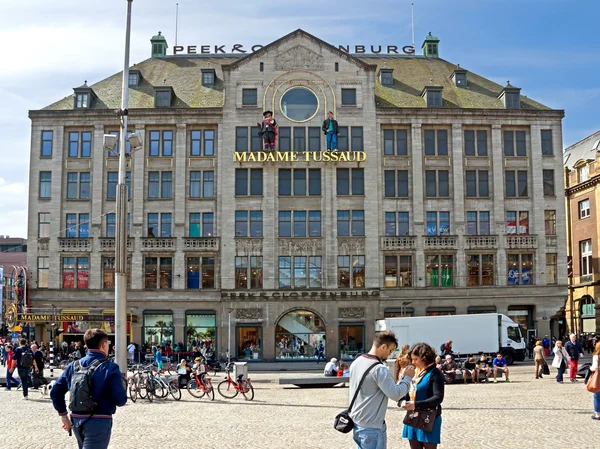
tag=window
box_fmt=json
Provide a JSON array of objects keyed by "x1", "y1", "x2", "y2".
[
  {"x1": 62, "y1": 257, "x2": 89, "y2": 289},
  {"x1": 544, "y1": 210, "x2": 556, "y2": 235},
  {"x1": 425, "y1": 170, "x2": 449, "y2": 197},
  {"x1": 188, "y1": 212, "x2": 213, "y2": 237},
  {"x1": 66, "y1": 214, "x2": 77, "y2": 237},
  {"x1": 128, "y1": 72, "x2": 139, "y2": 87},
  {"x1": 106, "y1": 131, "x2": 132, "y2": 157},
  {"x1": 341, "y1": 88, "x2": 357, "y2": 105},
  {"x1": 466, "y1": 211, "x2": 490, "y2": 235},
  {"x1": 41, "y1": 131, "x2": 53, "y2": 157},
  {"x1": 236, "y1": 127, "x2": 248, "y2": 152},
  {"x1": 235, "y1": 168, "x2": 262, "y2": 196},
  {"x1": 279, "y1": 211, "x2": 321, "y2": 237},
  {"x1": 75, "y1": 93, "x2": 89, "y2": 109},
  {"x1": 546, "y1": 253, "x2": 557, "y2": 285},
  {"x1": 383, "y1": 170, "x2": 409, "y2": 197},
  {"x1": 190, "y1": 130, "x2": 215, "y2": 157},
  {"x1": 147, "y1": 171, "x2": 172, "y2": 198},
  {"x1": 189, "y1": 213, "x2": 200, "y2": 237},
  {"x1": 580, "y1": 240, "x2": 592, "y2": 278},
  {"x1": 186, "y1": 257, "x2": 215, "y2": 289},
  {"x1": 161, "y1": 172, "x2": 172, "y2": 198},
  {"x1": 380, "y1": 70, "x2": 394, "y2": 86},
  {"x1": 235, "y1": 256, "x2": 263, "y2": 289},
  {"x1": 308, "y1": 127, "x2": 321, "y2": 152},
  {"x1": 68, "y1": 132, "x2": 91, "y2": 158},
  {"x1": 543, "y1": 169, "x2": 555, "y2": 196},
  {"x1": 467, "y1": 254, "x2": 494, "y2": 286},
  {"x1": 465, "y1": 170, "x2": 489, "y2": 197},
  {"x1": 579, "y1": 199, "x2": 591, "y2": 219},
  {"x1": 383, "y1": 129, "x2": 408, "y2": 156},
  {"x1": 336, "y1": 210, "x2": 364, "y2": 237},
  {"x1": 351, "y1": 127, "x2": 364, "y2": 151},
  {"x1": 106, "y1": 213, "x2": 116, "y2": 237},
  {"x1": 278, "y1": 256, "x2": 321, "y2": 289},
  {"x1": 336, "y1": 168, "x2": 364, "y2": 195},
  {"x1": 385, "y1": 212, "x2": 410, "y2": 236},
  {"x1": 145, "y1": 257, "x2": 173, "y2": 289},
  {"x1": 454, "y1": 72, "x2": 467, "y2": 87},
  {"x1": 541, "y1": 130, "x2": 553, "y2": 156},
  {"x1": 160, "y1": 213, "x2": 172, "y2": 237},
  {"x1": 189, "y1": 171, "x2": 214, "y2": 198},
  {"x1": 426, "y1": 212, "x2": 450, "y2": 236},
  {"x1": 66, "y1": 172, "x2": 90, "y2": 200},
  {"x1": 79, "y1": 173, "x2": 90, "y2": 199},
  {"x1": 579, "y1": 165, "x2": 589, "y2": 183},
  {"x1": 426, "y1": 90, "x2": 442, "y2": 107},
  {"x1": 426, "y1": 255, "x2": 453, "y2": 287},
  {"x1": 39, "y1": 171, "x2": 51, "y2": 198},
  {"x1": 424, "y1": 130, "x2": 448, "y2": 156},
  {"x1": 107, "y1": 172, "x2": 118, "y2": 199},
  {"x1": 155, "y1": 89, "x2": 172, "y2": 107},
  {"x1": 503, "y1": 130, "x2": 526, "y2": 157},
  {"x1": 505, "y1": 92, "x2": 520, "y2": 109},
  {"x1": 148, "y1": 130, "x2": 173, "y2": 157},
  {"x1": 338, "y1": 255, "x2": 365, "y2": 288},
  {"x1": 146, "y1": 213, "x2": 171, "y2": 237},
  {"x1": 202, "y1": 70, "x2": 215, "y2": 86},
  {"x1": 384, "y1": 255, "x2": 412, "y2": 287},
  {"x1": 279, "y1": 211, "x2": 291, "y2": 237},
  {"x1": 235, "y1": 211, "x2": 248, "y2": 237},
  {"x1": 242, "y1": 88, "x2": 257, "y2": 106},
  {"x1": 38, "y1": 213, "x2": 50, "y2": 238},
  {"x1": 505, "y1": 170, "x2": 528, "y2": 197},
  {"x1": 251, "y1": 127, "x2": 261, "y2": 152},
  {"x1": 464, "y1": 130, "x2": 487, "y2": 156},
  {"x1": 293, "y1": 128, "x2": 306, "y2": 151},
  {"x1": 279, "y1": 127, "x2": 291, "y2": 151},
  {"x1": 102, "y1": 257, "x2": 131, "y2": 289},
  {"x1": 338, "y1": 127, "x2": 348, "y2": 151},
  {"x1": 37, "y1": 257, "x2": 49, "y2": 288},
  {"x1": 507, "y1": 253, "x2": 534, "y2": 285},
  {"x1": 65, "y1": 213, "x2": 89, "y2": 238},
  {"x1": 506, "y1": 211, "x2": 529, "y2": 235}
]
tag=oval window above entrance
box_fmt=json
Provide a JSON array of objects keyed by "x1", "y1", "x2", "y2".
[{"x1": 280, "y1": 87, "x2": 319, "y2": 122}]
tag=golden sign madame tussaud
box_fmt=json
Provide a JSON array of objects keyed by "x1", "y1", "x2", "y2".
[{"x1": 233, "y1": 150, "x2": 367, "y2": 163}]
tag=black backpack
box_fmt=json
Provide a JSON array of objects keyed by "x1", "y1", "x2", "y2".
[
  {"x1": 69, "y1": 359, "x2": 105, "y2": 414},
  {"x1": 20, "y1": 348, "x2": 34, "y2": 368}
]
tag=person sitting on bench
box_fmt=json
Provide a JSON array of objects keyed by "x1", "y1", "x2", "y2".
[
  {"x1": 493, "y1": 353, "x2": 511, "y2": 382},
  {"x1": 441, "y1": 355, "x2": 457, "y2": 384},
  {"x1": 462, "y1": 357, "x2": 479, "y2": 383},
  {"x1": 478, "y1": 354, "x2": 492, "y2": 381},
  {"x1": 324, "y1": 358, "x2": 338, "y2": 377}
]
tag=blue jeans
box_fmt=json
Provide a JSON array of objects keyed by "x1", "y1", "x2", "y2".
[
  {"x1": 353, "y1": 424, "x2": 387, "y2": 449},
  {"x1": 326, "y1": 132, "x2": 337, "y2": 150},
  {"x1": 594, "y1": 392, "x2": 600, "y2": 414},
  {"x1": 556, "y1": 361, "x2": 566, "y2": 382},
  {"x1": 73, "y1": 418, "x2": 113, "y2": 449},
  {"x1": 17, "y1": 368, "x2": 30, "y2": 397},
  {"x1": 5, "y1": 369, "x2": 20, "y2": 389}
]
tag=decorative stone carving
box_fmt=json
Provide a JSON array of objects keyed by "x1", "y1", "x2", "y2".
[
  {"x1": 337, "y1": 237, "x2": 365, "y2": 256},
  {"x1": 339, "y1": 307, "x2": 365, "y2": 319},
  {"x1": 236, "y1": 238, "x2": 263, "y2": 254},
  {"x1": 278, "y1": 238, "x2": 322, "y2": 255},
  {"x1": 275, "y1": 46, "x2": 324, "y2": 71},
  {"x1": 236, "y1": 308, "x2": 263, "y2": 320}
]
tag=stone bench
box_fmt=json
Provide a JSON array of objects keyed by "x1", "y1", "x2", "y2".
[{"x1": 279, "y1": 376, "x2": 349, "y2": 388}]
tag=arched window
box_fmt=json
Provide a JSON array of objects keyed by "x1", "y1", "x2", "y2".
[
  {"x1": 581, "y1": 295, "x2": 595, "y2": 317},
  {"x1": 275, "y1": 310, "x2": 325, "y2": 360}
]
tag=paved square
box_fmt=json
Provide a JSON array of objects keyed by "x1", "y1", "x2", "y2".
[{"x1": 1, "y1": 361, "x2": 597, "y2": 449}]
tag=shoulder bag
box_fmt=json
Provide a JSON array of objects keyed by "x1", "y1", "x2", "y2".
[
  {"x1": 586, "y1": 358, "x2": 600, "y2": 394},
  {"x1": 402, "y1": 369, "x2": 438, "y2": 433},
  {"x1": 334, "y1": 361, "x2": 381, "y2": 433}
]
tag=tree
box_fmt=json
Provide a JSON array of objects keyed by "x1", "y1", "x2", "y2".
[
  {"x1": 146, "y1": 329, "x2": 158, "y2": 344},
  {"x1": 154, "y1": 320, "x2": 168, "y2": 342}
]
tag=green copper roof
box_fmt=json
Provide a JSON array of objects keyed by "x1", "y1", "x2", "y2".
[
  {"x1": 151, "y1": 32, "x2": 166, "y2": 41},
  {"x1": 423, "y1": 32, "x2": 439, "y2": 42}
]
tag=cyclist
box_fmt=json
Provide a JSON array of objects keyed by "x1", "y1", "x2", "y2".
[
  {"x1": 176, "y1": 359, "x2": 192, "y2": 387},
  {"x1": 192, "y1": 357, "x2": 207, "y2": 383}
]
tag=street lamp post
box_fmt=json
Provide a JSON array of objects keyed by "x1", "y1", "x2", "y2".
[{"x1": 115, "y1": 0, "x2": 134, "y2": 374}]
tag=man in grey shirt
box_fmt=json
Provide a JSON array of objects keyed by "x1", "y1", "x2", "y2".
[{"x1": 349, "y1": 331, "x2": 414, "y2": 449}]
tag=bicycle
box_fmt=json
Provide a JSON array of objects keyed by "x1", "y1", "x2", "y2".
[
  {"x1": 186, "y1": 368, "x2": 215, "y2": 401},
  {"x1": 217, "y1": 362, "x2": 254, "y2": 401}
]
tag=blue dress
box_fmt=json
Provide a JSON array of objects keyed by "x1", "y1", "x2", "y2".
[{"x1": 402, "y1": 369, "x2": 442, "y2": 444}]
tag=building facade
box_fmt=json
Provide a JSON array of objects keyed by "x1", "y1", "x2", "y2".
[
  {"x1": 24, "y1": 30, "x2": 567, "y2": 361},
  {"x1": 564, "y1": 130, "x2": 600, "y2": 335}
]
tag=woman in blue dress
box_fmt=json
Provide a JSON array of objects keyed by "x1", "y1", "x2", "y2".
[{"x1": 401, "y1": 342, "x2": 445, "y2": 449}]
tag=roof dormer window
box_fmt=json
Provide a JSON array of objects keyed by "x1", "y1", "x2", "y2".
[
  {"x1": 76, "y1": 93, "x2": 89, "y2": 109},
  {"x1": 451, "y1": 67, "x2": 468, "y2": 88},
  {"x1": 379, "y1": 69, "x2": 394, "y2": 86},
  {"x1": 154, "y1": 87, "x2": 173, "y2": 107},
  {"x1": 73, "y1": 82, "x2": 96, "y2": 109},
  {"x1": 421, "y1": 86, "x2": 443, "y2": 107},
  {"x1": 202, "y1": 69, "x2": 216, "y2": 87},
  {"x1": 128, "y1": 70, "x2": 141, "y2": 87},
  {"x1": 498, "y1": 82, "x2": 521, "y2": 109}
]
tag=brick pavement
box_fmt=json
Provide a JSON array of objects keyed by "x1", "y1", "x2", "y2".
[{"x1": 0, "y1": 360, "x2": 598, "y2": 449}]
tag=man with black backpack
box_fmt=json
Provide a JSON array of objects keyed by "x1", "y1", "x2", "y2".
[
  {"x1": 14, "y1": 338, "x2": 33, "y2": 399},
  {"x1": 50, "y1": 328, "x2": 127, "y2": 449}
]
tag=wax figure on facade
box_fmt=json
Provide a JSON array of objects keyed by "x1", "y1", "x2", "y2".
[
  {"x1": 322, "y1": 111, "x2": 339, "y2": 151},
  {"x1": 257, "y1": 111, "x2": 278, "y2": 151}
]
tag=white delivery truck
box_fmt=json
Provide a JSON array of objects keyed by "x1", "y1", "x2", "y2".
[{"x1": 376, "y1": 313, "x2": 526, "y2": 365}]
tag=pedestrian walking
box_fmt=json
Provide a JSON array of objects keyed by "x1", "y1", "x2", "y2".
[
  {"x1": 4, "y1": 344, "x2": 20, "y2": 390},
  {"x1": 31, "y1": 343, "x2": 50, "y2": 392},
  {"x1": 348, "y1": 331, "x2": 414, "y2": 449},
  {"x1": 50, "y1": 328, "x2": 127, "y2": 449},
  {"x1": 401, "y1": 342, "x2": 445, "y2": 449},
  {"x1": 542, "y1": 335, "x2": 550, "y2": 357},
  {"x1": 565, "y1": 333, "x2": 585, "y2": 382},
  {"x1": 552, "y1": 340, "x2": 569, "y2": 383},
  {"x1": 13, "y1": 338, "x2": 33, "y2": 399},
  {"x1": 127, "y1": 342, "x2": 136, "y2": 362},
  {"x1": 533, "y1": 341, "x2": 546, "y2": 379},
  {"x1": 589, "y1": 342, "x2": 600, "y2": 420}
]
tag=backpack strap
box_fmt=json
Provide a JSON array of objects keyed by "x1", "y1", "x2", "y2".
[{"x1": 348, "y1": 361, "x2": 381, "y2": 413}]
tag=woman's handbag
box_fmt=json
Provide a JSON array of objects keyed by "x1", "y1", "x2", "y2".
[
  {"x1": 334, "y1": 361, "x2": 381, "y2": 433},
  {"x1": 542, "y1": 362, "x2": 550, "y2": 375},
  {"x1": 403, "y1": 408, "x2": 437, "y2": 432},
  {"x1": 586, "y1": 368, "x2": 600, "y2": 393}
]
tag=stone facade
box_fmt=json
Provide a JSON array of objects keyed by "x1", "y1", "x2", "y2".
[{"x1": 25, "y1": 30, "x2": 568, "y2": 361}]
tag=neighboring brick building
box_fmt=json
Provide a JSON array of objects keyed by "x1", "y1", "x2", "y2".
[
  {"x1": 25, "y1": 30, "x2": 567, "y2": 361},
  {"x1": 564, "y1": 130, "x2": 600, "y2": 335}
]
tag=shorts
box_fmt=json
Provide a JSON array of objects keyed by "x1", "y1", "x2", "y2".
[{"x1": 157, "y1": 361, "x2": 163, "y2": 371}]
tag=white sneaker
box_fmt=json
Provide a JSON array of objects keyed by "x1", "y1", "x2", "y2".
[{"x1": 23, "y1": 396, "x2": 29, "y2": 400}]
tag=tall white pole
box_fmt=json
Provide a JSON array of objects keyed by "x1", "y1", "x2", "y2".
[
  {"x1": 115, "y1": 0, "x2": 133, "y2": 374},
  {"x1": 175, "y1": 3, "x2": 179, "y2": 47},
  {"x1": 411, "y1": 3, "x2": 415, "y2": 50},
  {"x1": 227, "y1": 310, "x2": 231, "y2": 365}
]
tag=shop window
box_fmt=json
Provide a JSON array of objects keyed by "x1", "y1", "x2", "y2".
[
  {"x1": 506, "y1": 211, "x2": 529, "y2": 235},
  {"x1": 145, "y1": 257, "x2": 172, "y2": 289},
  {"x1": 275, "y1": 310, "x2": 326, "y2": 360},
  {"x1": 62, "y1": 257, "x2": 89, "y2": 289},
  {"x1": 467, "y1": 306, "x2": 497, "y2": 314},
  {"x1": 185, "y1": 312, "x2": 216, "y2": 346},
  {"x1": 384, "y1": 308, "x2": 415, "y2": 318},
  {"x1": 426, "y1": 255, "x2": 453, "y2": 287},
  {"x1": 235, "y1": 256, "x2": 263, "y2": 289},
  {"x1": 467, "y1": 254, "x2": 494, "y2": 286},
  {"x1": 426, "y1": 212, "x2": 450, "y2": 236},
  {"x1": 278, "y1": 256, "x2": 321, "y2": 289},
  {"x1": 144, "y1": 312, "x2": 174, "y2": 345},
  {"x1": 186, "y1": 257, "x2": 216, "y2": 289},
  {"x1": 384, "y1": 255, "x2": 412, "y2": 287},
  {"x1": 507, "y1": 253, "x2": 534, "y2": 285},
  {"x1": 426, "y1": 307, "x2": 456, "y2": 316},
  {"x1": 340, "y1": 324, "x2": 365, "y2": 360},
  {"x1": 102, "y1": 256, "x2": 131, "y2": 289},
  {"x1": 337, "y1": 255, "x2": 365, "y2": 288},
  {"x1": 237, "y1": 326, "x2": 262, "y2": 360},
  {"x1": 546, "y1": 253, "x2": 557, "y2": 285}
]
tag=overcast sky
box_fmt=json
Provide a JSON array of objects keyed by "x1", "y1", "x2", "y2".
[{"x1": 0, "y1": 0, "x2": 598, "y2": 239}]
